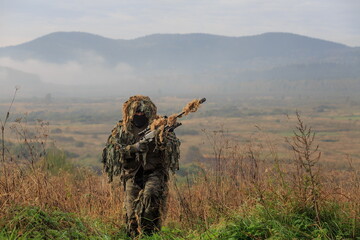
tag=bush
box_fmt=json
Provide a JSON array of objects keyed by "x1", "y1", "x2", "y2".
[
  {"x1": 0, "y1": 206, "x2": 125, "y2": 240},
  {"x1": 203, "y1": 204, "x2": 356, "y2": 240},
  {"x1": 42, "y1": 147, "x2": 75, "y2": 175}
]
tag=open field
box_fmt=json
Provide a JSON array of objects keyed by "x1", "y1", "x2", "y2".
[
  {"x1": 1, "y1": 95, "x2": 360, "y2": 239},
  {"x1": 1, "y1": 95, "x2": 359, "y2": 170}
]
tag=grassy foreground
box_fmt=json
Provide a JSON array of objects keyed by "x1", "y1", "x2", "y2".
[
  {"x1": 0, "y1": 206, "x2": 126, "y2": 240},
  {"x1": 0, "y1": 203, "x2": 356, "y2": 240}
]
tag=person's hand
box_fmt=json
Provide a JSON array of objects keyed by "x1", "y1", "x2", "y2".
[{"x1": 129, "y1": 141, "x2": 148, "y2": 153}]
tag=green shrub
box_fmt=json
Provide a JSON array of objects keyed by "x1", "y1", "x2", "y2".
[
  {"x1": 202, "y1": 203, "x2": 358, "y2": 240},
  {"x1": 42, "y1": 147, "x2": 75, "y2": 175},
  {"x1": 0, "y1": 206, "x2": 131, "y2": 240}
]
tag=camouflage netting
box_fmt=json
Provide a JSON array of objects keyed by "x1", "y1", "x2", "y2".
[
  {"x1": 150, "y1": 116, "x2": 167, "y2": 142},
  {"x1": 102, "y1": 95, "x2": 181, "y2": 183},
  {"x1": 150, "y1": 98, "x2": 203, "y2": 142},
  {"x1": 122, "y1": 95, "x2": 157, "y2": 132},
  {"x1": 166, "y1": 98, "x2": 203, "y2": 127},
  {"x1": 167, "y1": 114, "x2": 178, "y2": 127},
  {"x1": 182, "y1": 99, "x2": 202, "y2": 116},
  {"x1": 150, "y1": 116, "x2": 167, "y2": 131},
  {"x1": 102, "y1": 121, "x2": 180, "y2": 182},
  {"x1": 102, "y1": 121, "x2": 125, "y2": 183},
  {"x1": 163, "y1": 132, "x2": 180, "y2": 173},
  {"x1": 102, "y1": 95, "x2": 183, "y2": 236}
]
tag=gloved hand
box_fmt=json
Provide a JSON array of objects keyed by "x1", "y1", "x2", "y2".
[{"x1": 129, "y1": 141, "x2": 148, "y2": 153}]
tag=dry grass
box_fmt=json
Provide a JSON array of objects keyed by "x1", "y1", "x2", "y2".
[
  {"x1": 0, "y1": 96, "x2": 359, "y2": 238},
  {"x1": 1, "y1": 113, "x2": 358, "y2": 237},
  {"x1": 0, "y1": 165, "x2": 124, "y2": 223}
]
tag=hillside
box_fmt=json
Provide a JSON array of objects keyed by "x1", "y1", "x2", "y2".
[
  {"x1": 0, "y1": 66, "x2": 43, "y2": 96},
  {"x1": 0, "y1": 32, "x2": 353, "y2": 69},
  {"x1": 0, "y1": 32, "x2": 359, "y2": 98}
]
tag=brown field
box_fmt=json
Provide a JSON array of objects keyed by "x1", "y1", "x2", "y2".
[
  {"x1": 1, "y1": 95, "x2": 360, "y2": 238},
  {"x1": 1, "y1": 96, "x2": 359, "y2": 170}
]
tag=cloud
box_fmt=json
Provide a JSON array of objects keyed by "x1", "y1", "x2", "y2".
[{"x1": 0, "y1": 52, "x2": 135, "y2": 86}]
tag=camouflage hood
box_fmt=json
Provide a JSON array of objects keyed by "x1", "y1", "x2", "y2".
[{"x1": 122, "y1": 95, "x2": 157, "y2": 132}]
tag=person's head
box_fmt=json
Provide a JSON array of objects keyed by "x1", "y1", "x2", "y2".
[{"x1": 122, "y1": 95, "x2": 157, "y2": 131}]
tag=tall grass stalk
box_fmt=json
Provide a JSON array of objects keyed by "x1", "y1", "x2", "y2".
[
  {"x1": 0, "y1": 87, "x2": 19, "y2": 194},
  {"x1": 286, "y1": 111, "x2": 322, "y2": 224}
]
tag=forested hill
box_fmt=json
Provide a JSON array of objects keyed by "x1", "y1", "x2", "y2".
[
  {"x1": 0, "y1": 32, "x2": 359, "y2": 97},
  {"x1": 0, "y1": 32, "x2": 354, "y2": 69}
]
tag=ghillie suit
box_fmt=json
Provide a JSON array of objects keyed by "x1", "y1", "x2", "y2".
[{"x1": 102, "y1": 95, "x2": 180, "y2": 237}]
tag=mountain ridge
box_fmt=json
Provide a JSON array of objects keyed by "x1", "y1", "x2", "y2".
[
  {"x1": 0, "y1": 31, "x2": 359, "y2": 98},
  {"x1": 0, "y1": 31, "x2": 354, "y2": 70},
  {"x1": 0, "y1": 31, "x2": 353, "y2": 48}
]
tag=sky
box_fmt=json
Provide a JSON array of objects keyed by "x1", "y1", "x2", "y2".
[{"x1": 0, "y1": 0, "x2": 360, "y2": 47}]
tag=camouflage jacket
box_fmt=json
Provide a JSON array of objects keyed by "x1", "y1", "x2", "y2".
[{"x1": 102, "y1": 120, "x2": 180, "y2": 183}]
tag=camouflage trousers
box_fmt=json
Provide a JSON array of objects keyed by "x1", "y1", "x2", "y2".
[{"x1": 124, "y1": 168, "x2": 168, "y2": 237}]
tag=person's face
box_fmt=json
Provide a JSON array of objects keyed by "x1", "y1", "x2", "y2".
[{"x1": 132, "y1": 108, "x2": 148, "y2": 128}]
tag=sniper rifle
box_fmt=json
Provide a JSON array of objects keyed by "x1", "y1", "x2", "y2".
[{"x1": 137, "y1": 97, "x2": 206, "y2": 144}]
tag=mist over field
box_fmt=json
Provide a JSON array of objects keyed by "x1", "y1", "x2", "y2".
[{"x1": 1, "y1": 31, "x2": 359, "y2": 99}]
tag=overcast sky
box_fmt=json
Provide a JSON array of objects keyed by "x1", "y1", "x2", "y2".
[{"x1": 0, "y1": 0, "x2": 360, "y2": 47}]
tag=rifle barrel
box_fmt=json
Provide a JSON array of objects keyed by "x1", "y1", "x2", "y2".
[
  {"x1": 138, "y1": 97, "x2": 206, "y2": 136},
  {"x1": 176, "y1": 97, "x2": 206, "y2": 119},
  {"x1": 199, "y1": 98, "x2": 206, "y2": 104}
]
